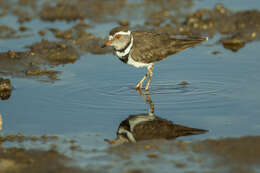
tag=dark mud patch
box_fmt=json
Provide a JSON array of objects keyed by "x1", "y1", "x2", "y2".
[
  {"x1": 0, "y1": 77, "x2": 11, "y2": 100},
  {"x1": 0, "y1": 133, "x2": 89, "y2": 173},
  {"x1": 192, "y1": 136, "x2": 260, "y2": 166},
  {"x1": 0, "y1": 147, "x2": 86, "y2": 173},
  {"x1": 39, "y1": 0, "x2": 126, "y2": 22},
  {"x1": 0, "y1": 133, "x2": 260, "y2": 173},
  {"x1": 49, "y1": 22, "x2": 112, "y2": 54},
  {"x1": 108, "y1": 136, "x2": 260, "y2": 173},
  {"x1": 27, "y1": 40, "x2": 79, "y2": 66},
  {"x1": 0, "y1": 133, "x2": 58, "y2": 143},
  {"x1": 0, "y1": 40, "x2": 81, "y2": 81}
]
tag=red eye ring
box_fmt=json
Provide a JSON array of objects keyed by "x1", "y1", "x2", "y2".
[{"x1": 115, "y1": 34, "x2": 121, "y2": 39}]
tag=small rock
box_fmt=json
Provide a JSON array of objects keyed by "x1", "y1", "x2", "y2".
[
  {"x1": 147, "y1": 153, "x2": 158, "y2": 158},
  {"x1": 212, "y1": 50, "x2": 220, "y2": 55},
  {"x1": 119, "y1": 20, "x2": 129, "y2": 26},
  {"x1": 19, "y1": 26, "x2": 27, "y2": 32},
  {"x1": 179, "y1": 81, "x2": 189, "y2": 86}
]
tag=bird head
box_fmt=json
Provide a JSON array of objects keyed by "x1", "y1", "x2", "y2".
[
  {"x1": 104, "y1": 134, "x2": 130, "y2": 145},
  {"x1": 105, "y1": 126, "x2": 137, "y2": 145},
  {"x1": 103, "y1": 27, "x2": 132, "y2": 51}
]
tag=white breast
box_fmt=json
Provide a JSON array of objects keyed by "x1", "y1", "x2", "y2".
[
  {"x1": 115, "y1": 35, "x2": 153, "y2": 69},
  {"x1": 127, "y1": 55, "x2": 154, "y2": 68}
]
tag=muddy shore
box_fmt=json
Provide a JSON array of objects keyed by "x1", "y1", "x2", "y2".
[{"x1": 0, "y1": 134, "x2": 260, "y2": 173}]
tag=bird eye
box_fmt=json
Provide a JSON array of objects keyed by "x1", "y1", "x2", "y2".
[{"x1": 115, "y1": 34, "x2": 121, "y2": 39}]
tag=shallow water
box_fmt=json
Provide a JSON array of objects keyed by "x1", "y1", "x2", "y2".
[
  {"x1": 1, "y1": 0, "x2": 260, "y2": 172},
  {"x1": 2, "y1": 35, "x2": 260, "y2": 138}
]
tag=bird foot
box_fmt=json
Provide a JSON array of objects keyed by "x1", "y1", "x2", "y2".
[
  {"x1": 136, "y1": 88, "x2": 143, "y2": 95},
  {"x1": 136, "y1": 85, "x2": 141, "y2": 89},
  {"x1": 136, "y1": 82, "x2": 143, "y2": 90}
]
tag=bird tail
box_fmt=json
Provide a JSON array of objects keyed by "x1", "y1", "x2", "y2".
[
  {"x1": 173, "y1": 124, "x2": 208, "y2": 137},
  {"x1": 172, "y1": 37, "x2": 208, "y2": 50}
]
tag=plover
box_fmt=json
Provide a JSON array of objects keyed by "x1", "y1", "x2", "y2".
[
  {"x1": 103, "y1": 27, "x2": 207, "y2": 90},
  {"x1": 107, "y1": 113, "x2": 208, "y2": 144}
]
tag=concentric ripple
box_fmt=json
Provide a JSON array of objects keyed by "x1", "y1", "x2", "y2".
[
  {"x1": 31, "y1": 78, "x2": 232, "y2": 114},
  {"x1": 80, "y1": 79, "x2": 232, "y2": 111}
]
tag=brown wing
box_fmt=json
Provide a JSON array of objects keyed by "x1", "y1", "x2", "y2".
[
  {"x1": 131, "y1": 31, "x2": 206, "y2": 63},
  {"x1": 133, "y1": 117, "x2": 208, "y2": 141}
]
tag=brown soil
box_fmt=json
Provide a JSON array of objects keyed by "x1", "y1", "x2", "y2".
[
  {"x1": 0, "y1": 40, "x2": 81, "y2": 82},
  {"x1": 0, "y1": 147, "x2": 86, "y2": 173},
  {"x1": 0, "y1": 134, "x2": 58, "y2": 143},
  {"x1": 39, "y1": 0, "x2": 126, "y2": 22},
  {"x1": 193, "y1": 136, "x2": 260, "y2": 165},
  {"x1": 109, "y1": 136, "x2": 260, "y2": 173},
  {"x1": 49, "y1": 22, "x2": 112, "y2": 54},
  {"x1": 191, "y1": 136, "x2": 260, "y2": 173},
  {"x1": 0, "y1": 134, "x2": 259, "y2": 173}
]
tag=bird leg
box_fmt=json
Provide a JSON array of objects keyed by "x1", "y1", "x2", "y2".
[
  {"x1": 145, "y1": 66, "x2": 154, "y2": 90},
  {"x1": 135, "y1": 89, "x2": 155, "y2": 116},
  {"x1": 144, "y1": 90, "x2": 155, "y2": 116},
  {"x1": 136, "y1": 88, "x2": 143, "y2": 95},
  {"x1": 136, "y1": 71, "x2": 149, "y2": 89}
]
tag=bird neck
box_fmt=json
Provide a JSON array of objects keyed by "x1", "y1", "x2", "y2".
[{"x1": 115, "y1": 35, "x2": 133, "y2": 58}]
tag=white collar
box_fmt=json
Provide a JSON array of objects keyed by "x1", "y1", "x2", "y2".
[{"x1": 115, "y1": 35, "x2": 133, "y2": 57}]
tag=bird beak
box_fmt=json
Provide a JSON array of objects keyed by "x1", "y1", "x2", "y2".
[
  {"x1": 105, "y1": 40, "x2": 112, "y2": 46},
  {"x1": 104, "y1": 137, "x2": 129, "y2": 145},
  {"x1": 104, "y1": 139, "x2": 115, "y2": 145},
  {"x1": 101, "y1": 40, "x2": 112, "y2": 48}
]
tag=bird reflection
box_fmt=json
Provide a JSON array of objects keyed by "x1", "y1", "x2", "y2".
[{"x1": 106, "y1": 89, "x2": 208, "y2": 145}]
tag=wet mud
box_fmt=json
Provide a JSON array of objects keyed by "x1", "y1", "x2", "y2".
[
  {"x1": 0, "y1": 147, "x2": 85, "y2": 173},
  {"x1": 109, "y1": 136, "x2": 260, "y2": 173},
  {"x1": 0, "y1": 132, "x2": 84, "y2": 173},
  {"x1": 0, "y1": 48, "x2": 62, "y2": 82},
  {"x1": 39, "y1": 0, "x2": 126, "y2": 22},
  {"x1": 193, "y1": 136, "x2": 260, "y2": 165},
  {"x1": 0, "y1": 133, "x2": 58, "y2": 143},
  {"x1": 0, "y1": 133, "x2": 259, "y2": 173},
  {"x1": 49, "y1": 22, "x2": 112, "y2": 54}
]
